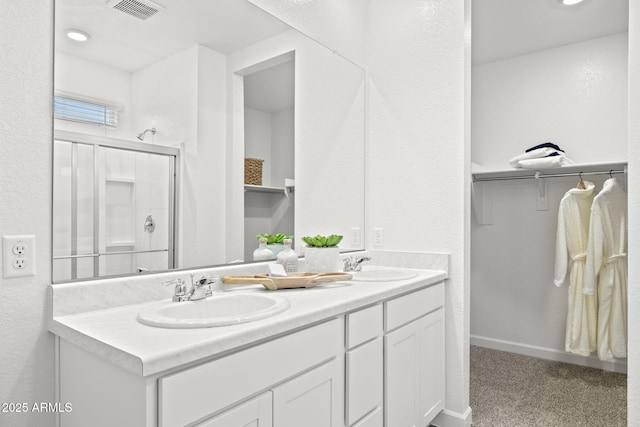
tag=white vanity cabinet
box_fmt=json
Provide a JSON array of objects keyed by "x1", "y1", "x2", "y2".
[
  {"x1": 55, "y1": 278, "x2": 446, "y2": 427},
  {"x1": 384, "y1": 285, "x2": 445, "y2": 427}
]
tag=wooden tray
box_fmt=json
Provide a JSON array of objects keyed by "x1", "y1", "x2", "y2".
[{"x1": 221, "y1": 272, "x2": 353, "y2": 291}]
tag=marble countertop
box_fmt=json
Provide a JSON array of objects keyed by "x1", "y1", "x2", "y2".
[{"x1": 49, "y1": 267, "x2": 446, "y2": 377}]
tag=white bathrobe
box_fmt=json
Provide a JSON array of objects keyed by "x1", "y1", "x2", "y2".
[
  {"x1": 554, "y1": 181, "x2": 597, "y2": 356},
  {"x1": 584, "y1": 178, "x2": 628, "y2": 361}
]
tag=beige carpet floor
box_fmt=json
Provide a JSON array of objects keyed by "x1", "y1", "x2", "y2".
[{"x1": 470, "y1": 346, "x2": 627, "y2": 426}]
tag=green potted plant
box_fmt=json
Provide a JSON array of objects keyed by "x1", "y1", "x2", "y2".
[{"x1": 301, "y1": 234, "x2": 343, "y2": 272}]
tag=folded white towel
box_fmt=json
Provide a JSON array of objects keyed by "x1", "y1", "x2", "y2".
[
  {"x1": 508, "y1": 147, "x2": 559, "y2": 168},
  {"x1": 516, "y1": 155, "x2": 575, "y2": 169}
]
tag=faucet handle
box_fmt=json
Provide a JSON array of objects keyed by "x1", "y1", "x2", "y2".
[
  {"x1": 187, "y1": 274, "x2": 218, "y2": 300},
  {"x1": 205, "y1": 274, "x2": 220, "y2": 284},
  {"x1": 164, "y1": 278, "x2": 187, "y2": 301}
]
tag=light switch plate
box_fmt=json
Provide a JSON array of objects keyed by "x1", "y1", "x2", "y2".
[
  {"x1": 373, "y1": 228, "x2": 384, "y2": 247},
  {"x1": 350, "y1": 227, "x2": 362, "y2": 247}
]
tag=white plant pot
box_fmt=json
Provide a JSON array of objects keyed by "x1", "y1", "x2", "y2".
[{"x1": 304, "y1": 246, "x2": 340, "y2": 272}]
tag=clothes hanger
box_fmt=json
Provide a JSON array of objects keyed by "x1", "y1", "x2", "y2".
[{"x1": 576, "y1": 172, "x2": 585, "y2": 190}]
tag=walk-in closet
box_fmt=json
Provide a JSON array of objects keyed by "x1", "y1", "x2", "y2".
[{"x1": 470, "y1": 0, "x2": 629, "y2": 425}]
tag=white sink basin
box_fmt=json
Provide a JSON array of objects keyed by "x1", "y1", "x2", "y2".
[
  {"x1": 137, "y1": 293, "x2": 290, "y2": 328},
  {"x1": 350, "y1": 268, "x2": 418, "y2": 282}
]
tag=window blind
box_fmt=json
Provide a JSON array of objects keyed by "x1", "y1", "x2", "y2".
[{"x1": 54, "y1": 95, "x2": 119, "y2": 127}]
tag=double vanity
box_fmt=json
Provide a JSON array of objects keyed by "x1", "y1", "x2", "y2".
[{"x1": 48, "y1": 254, "x2": 448, "y2": 427}]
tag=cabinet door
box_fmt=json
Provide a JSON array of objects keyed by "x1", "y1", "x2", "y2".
[
  {"x1": 384, "y1": 320, "x2": 420, "y2": 427},
  {"x1": 346, "y1": 338, "x2": 383, "y2": 426},
  {"x1": 196, "y1": 392, "x2": 272, "y2": 427},
  {"x1": 418, "y1": 310, "x2": 445, "y2": 425},
  {"x1": 272, "y1": 358, "x2": 342, "y2": 427},
  {"x1": 353, "y1": 407, "x2": 383, "y2": 427}
]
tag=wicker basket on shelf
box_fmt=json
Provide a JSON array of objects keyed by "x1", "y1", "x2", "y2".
[{"x1": 244, "y1": 158, "x2": 264, "y2": 185}]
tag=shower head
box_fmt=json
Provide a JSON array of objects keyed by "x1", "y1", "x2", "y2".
[{"x1": 136, "y1": 127, "x2": 156, "y2": 141}]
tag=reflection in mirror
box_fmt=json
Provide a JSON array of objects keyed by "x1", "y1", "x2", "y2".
[{"x1": 53, "y1": 0, "x2": 365, "y2": 282}]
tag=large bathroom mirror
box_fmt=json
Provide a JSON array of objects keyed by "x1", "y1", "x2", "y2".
[{"x1": 53, "y1": 0, "x2": 365, "y2": 283}]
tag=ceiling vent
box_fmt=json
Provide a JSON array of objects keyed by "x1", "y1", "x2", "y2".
[{"x1": 106, "y1": 0, "x2": 165, "y2": 21}]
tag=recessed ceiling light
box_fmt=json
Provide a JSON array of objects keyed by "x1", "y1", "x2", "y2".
[
  {"x1": 65, "y1": 29, "x2": 90, "y2": 42},
  {"x1": 562, "y1": 0, "x2": 585, "y2": 5}
]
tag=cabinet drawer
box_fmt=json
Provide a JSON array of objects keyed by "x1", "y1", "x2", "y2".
[
  {"x1": 385, "y1": 283, "x2": 443, "y2": 332},
  {"x1": 346, "y1": 304, "x2": 383, "y2": 349},
  {"x1": 159, "y1": 318, "x2": 342, "y2": 427}
]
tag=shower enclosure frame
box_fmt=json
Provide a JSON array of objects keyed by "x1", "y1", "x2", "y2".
[{"x1": 52, "y1": 129, "x2": 180, "y2": 282}]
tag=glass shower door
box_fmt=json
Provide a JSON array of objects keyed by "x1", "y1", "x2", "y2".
[{"x1": 53, "y1": 134, "x2": 177, "y2": 282}]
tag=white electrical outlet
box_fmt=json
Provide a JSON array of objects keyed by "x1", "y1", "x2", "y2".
[
  {"x1": 373, "y1": 227, "x2": 384, "y2": 247},
  {"x1": 350, "y1": 227, "x2": 362, "y2": 247},
  {"x1": 3, "y1": 235, "x2": 36, "y2": 278}
]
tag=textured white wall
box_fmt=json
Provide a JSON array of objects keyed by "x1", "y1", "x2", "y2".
[
  {"x1": 628, "y1": 1, "x2": 640, "y2": 423},
  {"x1": 472, "y1": 33, "x2": 628, "y2": 170},
  {"x1": 0, "y1": 1, "x2": 55, "y2": 426},
  {"x1": 471, "y1": 35, "x2": 628, "y2": 372},
  {"x1": 366, "y1": 0, "x2": 470, "y2": 423}
]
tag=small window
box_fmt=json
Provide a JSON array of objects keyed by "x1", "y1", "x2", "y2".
[{"x1": 54, "y1": 94, "x2": 119, "y2": 128}]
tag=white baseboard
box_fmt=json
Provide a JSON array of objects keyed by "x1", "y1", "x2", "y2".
[
  {"x1": 471, "y1": 335, "x2": 627, "y2": 374},
  {"x1": 432, "y1": 406, "x2": 472, "y2": 427}
]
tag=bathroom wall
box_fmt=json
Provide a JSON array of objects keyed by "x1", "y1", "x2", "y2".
[
  {"x1": 471, "y1": 34, "x2": 628, "y2": 371},
  {"x1": 132, "y1": 45, "x2": 228, "y2": 268},
  {"x1": 366, "y1": 0, "x2": 471, "y2": 424},
  {"x1": 0, "y1": 1, "x2": 55, "y2": 426},
  {"x1": 628, "y1": 2, "x2": 640, "y2": 422},
  {"x1": 472, "y1": 33, "x2": 628, "y2": 170}
]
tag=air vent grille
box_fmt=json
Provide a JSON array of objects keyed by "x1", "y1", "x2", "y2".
[{"x1": 108, "y1": 0, "x2": 163, "y2": 21}]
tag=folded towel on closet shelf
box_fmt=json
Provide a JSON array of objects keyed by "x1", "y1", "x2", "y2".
[
  {"x1": 509, "y1": 142, "x2": 574, "y2": 169},
  {"x1": 516, "y1": 154, "x2": 575, "y2": 169},
  {"x1": 508, "y1": 147, "x2": 562, "y2": 168}
]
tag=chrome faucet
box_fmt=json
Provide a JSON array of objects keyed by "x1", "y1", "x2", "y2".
[
  {"x1": 164, "y1": 274, "x2": 219, "y2": 302},
  {"x1": 343, "y1": 256, "x2": 371, "y2": 272}
]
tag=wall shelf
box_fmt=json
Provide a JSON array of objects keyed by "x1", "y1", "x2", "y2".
[{"x1": 244, "y1": 184, "x2": 294, "y2": 194}]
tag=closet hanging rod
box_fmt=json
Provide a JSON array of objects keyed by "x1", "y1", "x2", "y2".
[{"x1": 473, "y1": 168, "x2": 627, "y2": 183}]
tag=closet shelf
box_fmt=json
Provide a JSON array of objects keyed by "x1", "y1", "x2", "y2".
[{"x1": 472, "y1": 161, "x2": 627, "y2": 183}]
